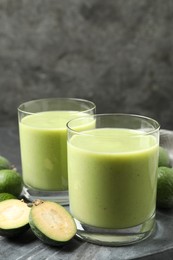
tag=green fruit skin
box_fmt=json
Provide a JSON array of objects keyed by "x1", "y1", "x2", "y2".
[
  {"x1": 0, "y1": 193, "x2": 17, "y2": 202},
  {"x1": 0, "y1": 170, "x2": 23, "y2": 197},
  {"x1": 29, "y1": 218, "x2": 65, "y2": 246},
  {"x1": 157, "y1": 167, "x2": 173, "y2": 209},
  {"x1": 0, "y1": 156, "x2": 11, "y2": 170},
  {"x1": 0, "y1": 199, "x2": 30, "y2": 237},
  {"x1": 158, "y1": 147, "x2": 170, "y2": 167},
  {"x1": 0, "y1": 224, "x2": 30, "y2": 237},
  {"x1": 29, "y1": 203, "x2": 76, "y2": 246}
]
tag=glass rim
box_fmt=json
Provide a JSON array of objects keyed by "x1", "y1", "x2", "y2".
[
  {"x1": 67, "y1": 113, "x2": 160, "y2": 136},
  {"x1": 17, "y1": 97, "x2": 96, "y2": 115}
]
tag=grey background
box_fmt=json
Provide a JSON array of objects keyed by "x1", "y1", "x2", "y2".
[
  {"x1": 0, "y1": 0, "x2": 173, "y2": 129},
  {"x1": 1, "y1": 2, "x2": 173, "y2": 259}
]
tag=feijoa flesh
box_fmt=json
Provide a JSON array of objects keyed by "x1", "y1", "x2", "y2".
[
  {"x1": 29, "y1": 200, "x2": 77, "y2": 246},
  {"x1": 0, "y1": 199, "x2": 31, "y2": 237}
]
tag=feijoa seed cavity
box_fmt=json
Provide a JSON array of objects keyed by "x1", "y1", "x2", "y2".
[{"x1": 29, "y1": 200, "x2": 77, "y2": 246}]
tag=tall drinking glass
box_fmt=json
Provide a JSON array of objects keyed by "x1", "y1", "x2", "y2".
[
  {"x1": 18, "y1": 98, "x2": 96, "y2": 205},
  {"x1": 67, "y1": 114, "x2": 160, "y2": 245}
]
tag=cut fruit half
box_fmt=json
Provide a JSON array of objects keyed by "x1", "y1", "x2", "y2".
[
  {"x1": 29, "y1": 200, "x2": 77, "y2": 246},
  {"x1": 0, "y1": 199, "x2": 31, "y2": 237}
]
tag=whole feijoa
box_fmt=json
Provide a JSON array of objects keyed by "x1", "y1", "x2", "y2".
[
  {"x1": 0, "y1": 156, "x2": 11, "y2": 170},
  {"x1": 0, "y1": 169, "x2": 23, "y2": 197},
  {"x1": 158, "y1": 147, "x2": 170, "y2": 167},
  {"x1": 157, "y1": 166, "x2": 173, "y2": 209},
  {"x1": 0, "y1": 192, "x2": 17, "y2": 202}
]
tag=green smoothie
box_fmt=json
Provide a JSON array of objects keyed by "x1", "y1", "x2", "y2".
[
  {"x1": 68, "y1": 128, "x2": 159, "y2": 229},
  {"x1": 19, "y1": 111, "x2": 94, "y2": 191}
]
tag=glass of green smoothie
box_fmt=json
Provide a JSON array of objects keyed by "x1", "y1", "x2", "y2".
[
  {"x1": 18, "y1": 98, "x2": 96, "y2": 204},
  {"x1": 67, "y1": 113, "x2": 160, "y2": 245}
]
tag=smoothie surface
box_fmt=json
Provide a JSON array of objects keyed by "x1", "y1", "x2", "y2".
[
  {"x1": 70, "y1": 128, "x2": 157, "y2": 154},
  {"x1": 21, "y1": 111, "x2": 84, "y2": 129}
]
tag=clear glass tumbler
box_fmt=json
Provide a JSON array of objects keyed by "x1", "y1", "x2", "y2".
[
  {"x1": 67, "y1": 113, "x2": 160, "y2": 245},
  {"x1": 18, "y1": 98, "x2": 96, "y2": 205}
]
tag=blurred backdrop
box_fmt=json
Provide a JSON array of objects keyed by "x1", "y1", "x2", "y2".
[{"x1": 0, "y1": 0, "x2": 173, "y2": 129}]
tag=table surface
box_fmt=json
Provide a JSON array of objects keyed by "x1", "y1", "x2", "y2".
[{"x1": 1, "y1": 126, "x2": 173, "y2": 260}]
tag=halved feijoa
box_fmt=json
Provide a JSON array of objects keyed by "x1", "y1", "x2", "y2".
[
  {"x1": 29, "y1": 200, "x2": 77, "y2": 246},
  {"x1": 0, "y1": 199, "x2": 31, "y2": 237}
]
